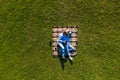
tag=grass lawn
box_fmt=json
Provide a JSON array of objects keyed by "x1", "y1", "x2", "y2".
[{"x1": 0, "y1": 0, "x2": 120, "y2": 80}]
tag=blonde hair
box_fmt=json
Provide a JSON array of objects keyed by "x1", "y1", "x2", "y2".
[{"x1": 63, "y1": 29, "x2": 70, "y2": 35}]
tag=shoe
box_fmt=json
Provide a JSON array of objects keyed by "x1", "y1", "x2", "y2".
[{"x1": 69, "y1": 56, "x2": 73, "y2": 60}]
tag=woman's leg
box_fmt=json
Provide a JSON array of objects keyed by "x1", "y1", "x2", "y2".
[{"x1": 57, "y1": 42, "x2": 65, "y2": 58}]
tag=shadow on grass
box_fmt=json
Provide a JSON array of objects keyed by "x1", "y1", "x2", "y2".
[
  {"x1": 49, "y1": 40, "x2": 52, "y2": 47},
  {"x1": 59, "y1": 56, "x2": 73, "y2": 70},
  {"x1": 50, "y1": 40, "x2": 73, "y2": 70}
]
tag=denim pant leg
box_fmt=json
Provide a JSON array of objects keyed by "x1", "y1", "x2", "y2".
[
  {"x1": 68, "y1": 45, "x2": 75, "y2": 52},
  {"x1": 58, "y1": 42, "x2": 65, "y2": 57},
  {"x1": 64, "y1": 44, "x2": 71, "y2": 57},
  {"x1": 65, "y1": 44, "x2": 75, "y2": 57}
]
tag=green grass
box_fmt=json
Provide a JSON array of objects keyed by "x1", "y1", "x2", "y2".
[{"x1": 0, "y1": 0, "x2": 120, "y2": 80}]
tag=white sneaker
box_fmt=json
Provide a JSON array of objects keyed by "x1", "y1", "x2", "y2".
[{"x1": 69, "y1": 56, "x2": 73, "y2": 60}]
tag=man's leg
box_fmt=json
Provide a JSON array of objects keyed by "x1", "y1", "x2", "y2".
[
  {"x1": 58, "y1": 42, "x2": 65, "y2": 59},
  {"x1": 68, "y1": 45, "x2": 76, "y2": 53},
  {"x1": 65, "y1": 44, "x2": 73, "y2": 60}
]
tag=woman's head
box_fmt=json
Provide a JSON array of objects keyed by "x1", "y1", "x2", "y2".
[{"x1": 63, "y1": 29, "x2": 70, "y2": 35}]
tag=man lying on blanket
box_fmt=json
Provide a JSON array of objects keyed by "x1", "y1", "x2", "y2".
[{"x1": 57, "y1": 29, "x2": 75, "y2": 60}]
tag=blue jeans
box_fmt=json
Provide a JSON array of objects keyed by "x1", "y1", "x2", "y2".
[{"x1": 57, "y1": 42, "x2": 75, "y2": 57}]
